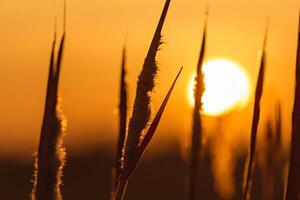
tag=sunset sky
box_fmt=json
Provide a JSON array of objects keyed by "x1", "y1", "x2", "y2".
[{"x1": 0, "y1": 0, "x2": 299, "y2": 160}]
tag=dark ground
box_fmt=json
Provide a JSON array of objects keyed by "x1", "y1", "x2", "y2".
[{"x1": 0, "y1": 145, "x2": 284, "y2": 200}]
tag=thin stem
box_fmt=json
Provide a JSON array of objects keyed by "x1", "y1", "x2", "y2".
[{"x1": 114, "y1": 179, "x2": 128, "y2": 200}]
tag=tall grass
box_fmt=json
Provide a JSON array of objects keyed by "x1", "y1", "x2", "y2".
[
  {"x1": 124, "y1": 0, "x2": 171, "y2": 167},
  {"x1": 21, "y1": 3, "x2": 298, "y2": 200},
  {"x1": 243, "y1": 28, "x2": 267, "y2": 200},
  {"x1": 31, "y1": 3, "x2": 67, "y2": 199},
  {"x1": 112, "y1": 0, "x2": 181, "y2": 199},
  {"x1": 188, "y1": 18, "x2": 206, "y2": 200},
  {"x1": 31, "y1": 31, "x2": 66, "y2": 200},
  {"x1": 285, "y1": 12, "x2": 300, "y2": 200},
  {"x1": 114, "y1": 67, "x2": 182, "y2": 200},
  {"x1": 113, "y1": 46, "x2": 128, "y2": 193}
]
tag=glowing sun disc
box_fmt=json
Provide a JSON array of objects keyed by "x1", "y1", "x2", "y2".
[{"x1": 189, "y1": 59, "x2": 250, "y2": 116}]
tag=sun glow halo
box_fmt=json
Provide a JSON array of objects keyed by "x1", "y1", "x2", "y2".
[{"x1": 189, "y1": 59, "x2": 250, "y2": 116}]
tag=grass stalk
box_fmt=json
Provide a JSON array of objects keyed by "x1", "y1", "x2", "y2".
[
  {"x1": 243, "y1": 28, "x2": 267, "y2": 200},
  {"x1": 285, "y1": 11, "x2": 300, "y2": 200},
  {"x1": 188, "y1": 19, "x2": 206, "y2": 200},
  {"x1": 113, "y1": 46, "x2": 128, "y2": 193},
  {"x1": 31, "y1": 31, "x2": 66, "y2": 200},
  {"x1": 31, "y1": 3, "x2": 67, "y2": 199},
  {"x1": 114, "y1": 67, "x2": 183, "y2": 200},
  {"x1": 124, "y1": 0, "x2": 171, "y2": 167}
]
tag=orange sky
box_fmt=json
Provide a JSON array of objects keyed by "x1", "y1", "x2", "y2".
[{"x1": 0, "y1": 0, "x2": 299, "y2": 160}]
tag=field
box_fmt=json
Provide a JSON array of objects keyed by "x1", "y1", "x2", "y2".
[{"x1": 0, "y1": 0, "x2": 299, "y2": 200}]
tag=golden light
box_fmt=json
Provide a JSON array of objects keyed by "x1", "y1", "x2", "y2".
[{"x1": 188, "y1": 59, "x2": 250, "y2": 116}]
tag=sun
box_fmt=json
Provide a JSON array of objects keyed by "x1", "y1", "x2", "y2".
[{"x1": 188, "y1": 59, "x2": 250, "y2": 116}]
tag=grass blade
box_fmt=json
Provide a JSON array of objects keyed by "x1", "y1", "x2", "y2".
[
  {"x1": 31, "y1": 5, "x2": 67, "y2": 199},
  {"x1": 124, "y1": 0, "x2": 171, "y2": 167},
  {"x1": 113, "y1": 46, "x2": 128, "y2": 193},
  {"x1": 188, "y1": 20, "x2": 206, "y2": 200},
  {"x1": 275, "y1": 103, "x2": 282, "y2": 147},
  {"x1": 125, "y1": 67, "x2": 182, "y2": 179},
  {"x1": 114, "y1": 67, "x2": 182, "y2": 200},
  {"x1": 285, "y1": 11, "x2": 300, "y2": 200},
  {"x1": 31, "y1": 31, "x2": 66, "y2": 200},
  {"x1": 243, "y1": 28, "x2": 267, "y2": 200}
]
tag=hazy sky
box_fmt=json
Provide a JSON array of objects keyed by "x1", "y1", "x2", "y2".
[{"x1": 0, "y1": 0, "x2": 299, "y2": 160}]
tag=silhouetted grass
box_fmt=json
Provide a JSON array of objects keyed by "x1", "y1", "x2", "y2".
[
  {"x1": 243, "y1": 28, "x2": 267, "y2": 200},
  {"x1": 124, "y1": 0, "x2": 171, "y2": 168},
  {"x1": 188, "y1": 18, "x2": 206, "y2": 200},
  {"x1": 31, "y1": 2, "x2": 67, "y2": 199},
  {"x1": 285, "y1": 11, "x2": 300, "y2": 200},
  {"x1": 114, "y1": 67, "x2": 182, "y2": 200},
  {"x1": 113, "y1": 0, "x2": 172, "y2": 199},
  {"x1": 112, "y1": 46, "x2": 128, "y2": 194},
  {"x1": 31, "y1": 32, "x2": 66, "y2": 200},
  {"x1": 19, "y1": 3, "x2": 299, "y2": 200}
]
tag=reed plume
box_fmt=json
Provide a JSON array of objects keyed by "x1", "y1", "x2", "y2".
[
  {"x1": 113, "y1": 46, "x2": 128, "y2": 193},
  {"x1": 285, "y1": 11, "x2": 300, "y2": 200},
  {"x1": 110, "y1": 2, "x2": 175, "y2": 199},
  {"x1": 31, "y1": 31, "x2": 66, "y2": 200},
  {"x1": 112, "y1": 1, "x2": 173, "y2": 199},
  {"x1": 124, "y1": 0, "x2": 171, "y2": 166},
  {"x1": 188, "y1": 19, "x2": 206, "y2": 200},
  {"x1": 31, "y1": 3, "x2": 67, "y2": 199},
  {"x1": 243, "y1": 27, "x2": 267, "y2": 200},
  {"x1": 114, "y1": 67, "x2": 182, "y2": 200}
]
